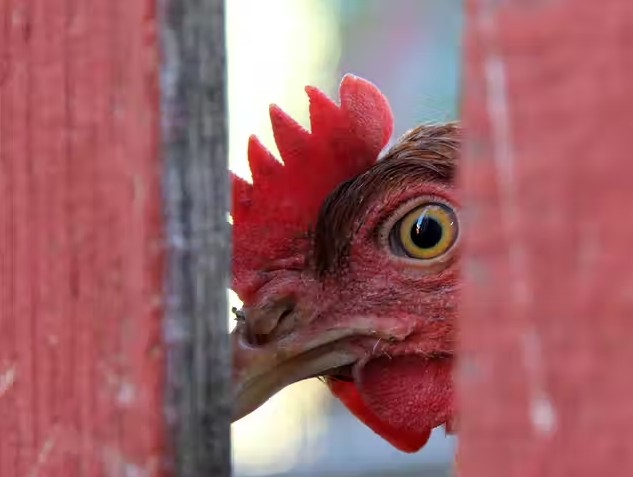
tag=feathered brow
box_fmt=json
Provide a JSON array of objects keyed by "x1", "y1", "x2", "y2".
[{"x1": 312, "y1": 123, "x2": 460, "y2": 276}]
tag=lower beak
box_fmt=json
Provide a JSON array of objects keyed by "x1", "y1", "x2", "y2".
[{"x1": 231, "y1": 326, "x2": 361, "y2": 422}]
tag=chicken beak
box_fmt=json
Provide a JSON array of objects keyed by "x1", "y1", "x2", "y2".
[{"x1": 231, "y1": 325, "x2": 360, "y2": 422}]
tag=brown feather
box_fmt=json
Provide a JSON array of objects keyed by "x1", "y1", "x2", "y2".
[{"x1": 313, "y1": 122, "x2": 460, "y2": 276}]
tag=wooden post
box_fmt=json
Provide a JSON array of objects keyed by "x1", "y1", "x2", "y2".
[
  {"x1": 0, "y1": 0, "x2": 230, "y2": 475},
  {"x1": 460, "y1": 1, "x2": 633, "y2": 476},
  {"x1": 160, "y1": 0, "x2": 231, "y2": 476}
]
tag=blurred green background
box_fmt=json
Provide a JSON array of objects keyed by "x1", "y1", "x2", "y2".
[{"x1": 226, "y1": 1, "x2": 462, "y2": 476}]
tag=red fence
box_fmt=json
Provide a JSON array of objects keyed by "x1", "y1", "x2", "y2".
[
  {"x1": 0, "y1": 0, "x2": 164, "y2": 474},
  {"x1": 2, "y1": 0, "x2": 632, "y2": 476},
  {"x1": 460, "y1": 0, "x2": 633, "y2": 475},
  {"x1": 0, "y1": 0, "x2": 229, "y2": 476}
]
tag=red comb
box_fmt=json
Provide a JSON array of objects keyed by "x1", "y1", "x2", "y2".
[{"x1": 231, "y1": 74, "x2": 394, "y2": 302}]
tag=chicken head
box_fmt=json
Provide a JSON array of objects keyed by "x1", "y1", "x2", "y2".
[{"x1": 231, "y1": 75, "x2": 459, "y2": 453}]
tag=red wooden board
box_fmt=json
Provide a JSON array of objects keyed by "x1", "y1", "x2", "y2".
[
  {"x1": 0, "y1": 1, "x2": 165, "y2": 475},
  {"x1": 460, "y1": 1, "x2": 633, "y2": 475}
]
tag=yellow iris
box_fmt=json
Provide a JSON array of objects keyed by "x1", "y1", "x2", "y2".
[{"x1": 398, "y1": 204, "x2": 457, "y2": 259}]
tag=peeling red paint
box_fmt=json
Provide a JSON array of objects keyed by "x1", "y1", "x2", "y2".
[
  {"x1": 460, "y1": 1, "x2": 633, "y2": 475},
  {"x1": 0, "y1": 1, "x2": 166, "y2": 475}
]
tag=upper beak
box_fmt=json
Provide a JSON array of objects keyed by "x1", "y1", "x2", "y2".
[{"x1": 231, "y1": 323, "x2": 361, "y2": 422}]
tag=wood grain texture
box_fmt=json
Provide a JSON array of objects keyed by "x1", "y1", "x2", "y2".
[
  {"x1": 159, "y1": 0, "x2": 231, "y2": 476},
  {"x1": 0, "y1": 0, "x2": 165, "y2": 475},
  {"x1": 460, "y1": 0, "x2": 633, "y2": 475}
]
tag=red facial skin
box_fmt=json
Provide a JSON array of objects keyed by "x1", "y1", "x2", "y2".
[{"x1": 233, "y1": 175, "x2": 459, "y2": 452}]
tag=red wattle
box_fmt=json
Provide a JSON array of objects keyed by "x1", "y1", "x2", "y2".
[
  {"x1": 357, "y1": 355, "x2": 454, "y2": 435},
  {"x1": 328, "y1": 379, "x2": 431, "y2": 453},
  {"x1": 328, "y1": 355, "x2": 453, "y2": 453}
]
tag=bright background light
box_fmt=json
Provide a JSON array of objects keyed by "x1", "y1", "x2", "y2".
[
  {"x1": 226, "y1": 0, "x2": 341, "y2": 182},
  {"x1": 226, "y1": 1, "x2": 341, "y2": 475}
]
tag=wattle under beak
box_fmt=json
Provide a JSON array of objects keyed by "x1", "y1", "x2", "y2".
[
  {"x1": 230, "y1": 312, "x2": 454, "y2": 455},
  {"x1": 231, "y1": 324, "x2": 362, "y2": 422}
]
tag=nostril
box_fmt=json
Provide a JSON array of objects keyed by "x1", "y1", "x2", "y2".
[
  {"x1": 251, "y1": 333, "x2": 268, "y2": 347},
  {"x1": 241, "y1": 300, "x2": 296, "y2": 347},
  {"x1": 274, "y1": 301, "x2": 295, "y2": 331},
  {"x1": 278, "y1": 306, "x2": 293, "y2": 323}
]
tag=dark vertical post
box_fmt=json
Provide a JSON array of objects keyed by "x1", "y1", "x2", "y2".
[
  {"x1": 159, "y1": 0, "x2": 231, "y2": 476},
  {"x1": 460, "y1": 0, "x2": 633, "y2": 476}
]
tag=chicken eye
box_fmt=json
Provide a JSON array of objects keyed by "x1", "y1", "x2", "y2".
[{"x1": 394, "y1": 203, "x2": 458, "y2": 260}]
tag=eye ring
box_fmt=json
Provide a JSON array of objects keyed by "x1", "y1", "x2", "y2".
[{"x1": 381, "y1": 198, "x2": 459, "y2": 262}]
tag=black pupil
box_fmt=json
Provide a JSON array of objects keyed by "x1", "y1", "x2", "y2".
[{"x1": 410, "y1": 213, "x2": 443, "y2": 249}]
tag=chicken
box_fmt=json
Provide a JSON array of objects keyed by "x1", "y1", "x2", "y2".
[{"x1": 230, "y1": 74, "x2": 459, "y2": 453}]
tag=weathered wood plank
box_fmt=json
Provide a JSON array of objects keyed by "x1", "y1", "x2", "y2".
[
  {"x1": 0, "y1": 0, "x2": 165, "y2": 475},
  {"x1": 460, "y1": 0, "x2": 633, "y2": 475},
  {"x1": 159, "y1": 0, "x2": 231, "y2": 475}
]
